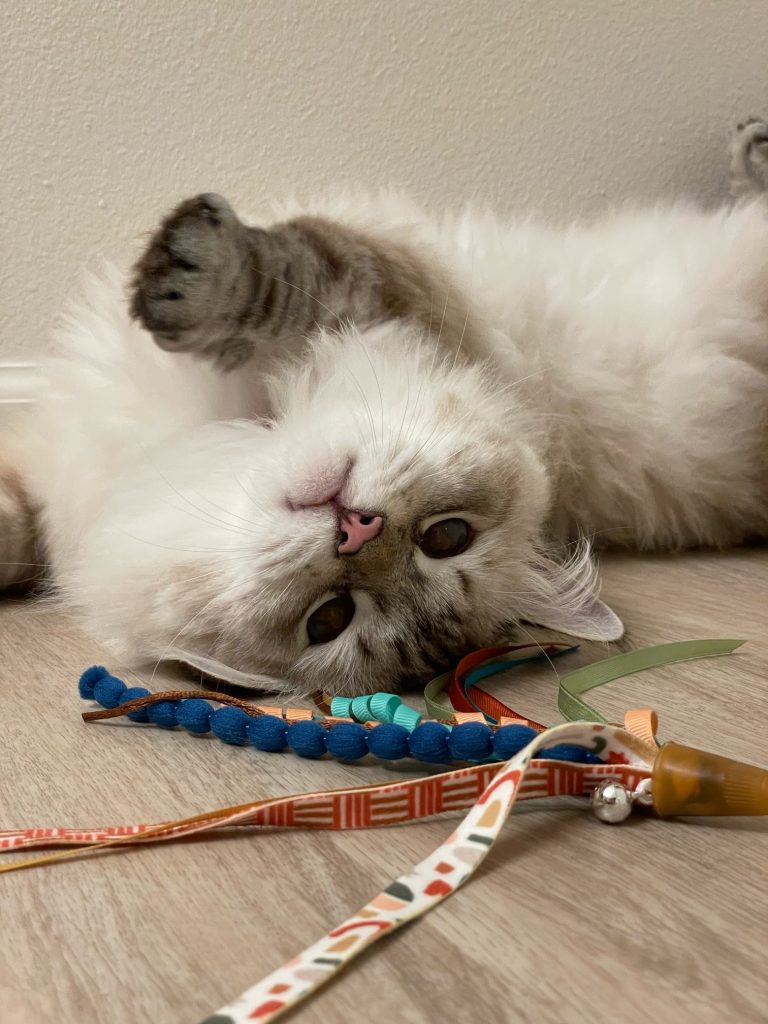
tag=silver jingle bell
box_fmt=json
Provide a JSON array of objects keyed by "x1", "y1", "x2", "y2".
[{"x1": 590, "y1": 780, "x2": 633, "y2": 823}]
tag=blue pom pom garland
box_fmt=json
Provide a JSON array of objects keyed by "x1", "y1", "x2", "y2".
[{"x1": 79, "y1": 667, "x2": 604, "y2": 769}]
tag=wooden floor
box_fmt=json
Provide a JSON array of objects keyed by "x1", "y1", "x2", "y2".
[{"x1": 2, "y1": 549, "x2": 767, "y2": 1024}]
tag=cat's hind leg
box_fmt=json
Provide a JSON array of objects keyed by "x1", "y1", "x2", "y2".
[
  {"x1": 0, "y1": 439, "x2": 43, "y2": 590},
  {"x1": 729, "y1": 118, "x2": 768, "y2": 198}
]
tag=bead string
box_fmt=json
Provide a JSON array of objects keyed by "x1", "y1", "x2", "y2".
[{"x1": 78, "y1": 666, "x2": 604, "y2": 767}]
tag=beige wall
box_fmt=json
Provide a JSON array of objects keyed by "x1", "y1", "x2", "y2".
[{"x1": 3, "y1": 0, "x2": 768, "y2": 358}]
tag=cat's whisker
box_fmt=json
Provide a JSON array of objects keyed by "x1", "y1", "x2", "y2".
[
  {"x1": 430, "y1": 291, "x2": 450, "y2": 372},
  {"x1": 491, "y1": 364, "x2": 556, "y2": 395},
  {"x1": 151, "y1": 497, "x2": 256, "y2": 538},
  {"x1": 0, "y1": 561, "x2": 48, "y2": 568},
  {"x1": 196, "y1": 470, "x2": 266, "y2": 529},
  {"x1": 186, "y1": 486, "x2": 264, "y2": 532},
  {"x1": 511, "y1": 620, "x2": 565, "y2": 681},
  {"x1": 148, "y1": 589, "x2": 226, "y2": 687},
  {"x1": 111, "y1": 528, "x2": 260, "y2": 556},
  {"x1": 227, "y1": 461, "x2": 277, "y2": 521},
  {"x1": 342, "y1": 360, "x2": 379, "y2": 453},
  {"x1": 448, "y1": 300, "x2": 471, "y2": 374},
  {"x1": 231, "y1": 475, "x2": 270, "y2": 520},
  {"x1": 251, "y1": 267, "x2": 339, "y2": 323},
  {"x1": 136, "y1": 442, "x2": 258, "y2": 539},
  {"x1": 390, "y1": 368, "x2": 412, "y2": 454},
  {"x1": 399, "y1": 412, "x2": 461, "y2": 471},
  {"x1": 350, "y1": 333, "x2": 386, "y2": 451},
  {"x1": 396, "y1": 289, "x2": 447, "y2": 448}
]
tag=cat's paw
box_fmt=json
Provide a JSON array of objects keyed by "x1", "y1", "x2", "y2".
[
  {"x1": 130, "y1": 193, "x2": 254, "y2": 362},
  {"x1": 729, "y1": 119, "x2": 768, "y2": 198}
]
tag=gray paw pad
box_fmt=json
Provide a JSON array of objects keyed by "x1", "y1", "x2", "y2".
[{"x1": 130, "y1": 193, "x2": 246, "y2": 341}]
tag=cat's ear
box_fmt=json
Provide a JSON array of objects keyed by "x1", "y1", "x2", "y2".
[{"x1": 519, "y1": 552, "x2": 624, "y2": 642}]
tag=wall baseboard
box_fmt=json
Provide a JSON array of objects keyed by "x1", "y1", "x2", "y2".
[{"x1": 0, "y1": 363, "x2": 41, "y2": 426}]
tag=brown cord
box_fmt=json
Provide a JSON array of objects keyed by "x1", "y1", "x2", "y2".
[
  {"x1": 83, "y1": 690, "x2": 273, "y2": 723},
  {"x1": 83, "y1": 690, "x2": 463, "y2": 729}
]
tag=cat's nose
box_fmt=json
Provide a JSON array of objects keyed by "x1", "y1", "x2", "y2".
[{"x1": 338, "y1": 508, "x2": 384, "y2": 555}]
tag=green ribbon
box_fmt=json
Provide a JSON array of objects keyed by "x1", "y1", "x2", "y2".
[
  {"x1": 423, "y1": 669, "x2": 455, "y2": 722},
  {"x1": 424, "y1": 638, "x2": 746, "y2": 730},
  {"x1": 557, "y1": 637, "x2": 745, "y2": 724}
]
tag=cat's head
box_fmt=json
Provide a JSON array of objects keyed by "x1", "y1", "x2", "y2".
[{"x1": 82, "y1": 321, "x2": 622, "y2": 695}]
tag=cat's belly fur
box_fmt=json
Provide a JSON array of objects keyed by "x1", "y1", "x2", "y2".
[{"x1": 437, "y1": 199, "x2": 768, "y2": 547}]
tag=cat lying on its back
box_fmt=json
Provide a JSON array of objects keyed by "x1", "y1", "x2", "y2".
[{"x1": 3, "y1": 121, "x2": 768, "y2": 694}]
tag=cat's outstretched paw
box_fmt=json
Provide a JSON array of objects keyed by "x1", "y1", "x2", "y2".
[
  {"x1": 130, "y1": 193, "x2": 256, "y2": 368},
  {"x1": 729, "y1": 118, "x2": 768, "y2": 198}
]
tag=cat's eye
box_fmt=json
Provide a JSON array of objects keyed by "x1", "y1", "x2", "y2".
[
  {"x1": 306, "y1": 593, "x2": 356, "y2": 644},
  {"x1": 419, "y1": 518, "x2": 473, "y2": 559}
]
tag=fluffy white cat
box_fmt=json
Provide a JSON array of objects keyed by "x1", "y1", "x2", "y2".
[{"x1": 3, "y1": 122, "x2": 767, "y2": 695}]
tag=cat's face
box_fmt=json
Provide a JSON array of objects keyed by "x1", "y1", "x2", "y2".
[{"x1": 87, "y1": 324, "x2": 621, "y2": 695}]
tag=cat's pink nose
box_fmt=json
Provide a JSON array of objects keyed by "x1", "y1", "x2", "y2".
[{"x1": 338, "y1": 509, "x2": 384, "y2": 555}]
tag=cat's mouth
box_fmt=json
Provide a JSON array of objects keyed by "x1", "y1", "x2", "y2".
[{"x1": 287, "y1": 457, "x2": 354, "y2": 511}]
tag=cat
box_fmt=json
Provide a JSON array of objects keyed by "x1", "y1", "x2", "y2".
[{"x1": 3, "y1": 120, "x2": 768, "y2": 696}]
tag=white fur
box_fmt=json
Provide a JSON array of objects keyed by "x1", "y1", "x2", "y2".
[{"x1": 14, "y1": 193, "x2": 768, "y2": 691}]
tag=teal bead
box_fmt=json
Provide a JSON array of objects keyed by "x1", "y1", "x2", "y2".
[
  {"x1": 329, "y1": 696, "x2": 353, "y2": 717},
  {"x1": 369, "y1": 692, "x2": 402, "y2": 722},
  {"x1": 350, "y1": 696, "x2": 374, "y2": 722},
  {"x1": 392, "y1": 704, "x2": 423, "y2": 731}
]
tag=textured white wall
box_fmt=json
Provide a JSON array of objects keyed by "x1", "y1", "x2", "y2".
[{"x1": 3, "y1": 0, "x2": 768, "y2": 357}]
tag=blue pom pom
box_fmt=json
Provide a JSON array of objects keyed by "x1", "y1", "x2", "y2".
[
  {"x1": 287, "y1": 720, "x2": 327, "y2": 759},
  {"x1": 325, "y1": 721, "x2": 369, "y2": 761},
  {"x1": 146, "y1": 700, "x2": 179, "y2": 729},
  {"x1": 247, "y1": 715, "x2": 288, "y2": 752},
  {"x1": 408, "y1": 721, "x2": 451, "y2": 763},
  {"x1": 366, "y1": 722, "x2": 410, "y2": 760},
  {"x1": 93, "y1": 674, "x2": 127, "y2": 710},
  {"x1": 538, "y1": 743, "x2": 601, "y2": 764},
  {"x1": 78, "y1": 665, "x2": 110, "y2": 700},
  {"x1": 447, "y1": 721, "x2": 493, "y2": 762},
  {"x1": 176, "y1": 698, "x2": 214, "y2": 734},
  {"x1": 119, "y1": 686, "x2": 151, "y2": 723},
  {"x1": 210, "y1": 706, "x2": 250, "y2": 745},
  {"x1": 492, "y1": 724, "x2": 538, "y2": 760}
]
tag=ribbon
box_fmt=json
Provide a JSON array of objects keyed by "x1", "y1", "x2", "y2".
[
  {"x1": 557, "y1": 638, "x2": 745, "y2": 724},
  {"x1": 423, "y1": 642, "x2": 575, "y2": 724},
  {"x1": 203, "y1": 721, "x2": 655, "y2": 1024},
  {"x1": 426, "y1": 639, "x2": 745, "y2": 729},
  {"x1": 0, "y1": 755, "x2": 642, "y2": 869}
]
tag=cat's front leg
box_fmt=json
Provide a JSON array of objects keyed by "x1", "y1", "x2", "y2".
[
  {"x1": 130, "y1": 193, "x2": 332, "y2": 370},
  {"x1": 131, "y1": 194, "x2": 482, "y2": 370}
]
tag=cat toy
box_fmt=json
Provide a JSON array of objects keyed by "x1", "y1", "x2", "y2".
[
  {"x1": 2, "y1": 639, "x2": 767, "y2": 1024},
  {"x1": 75, "y1": 642, "x2": 604, "y2": 767}
]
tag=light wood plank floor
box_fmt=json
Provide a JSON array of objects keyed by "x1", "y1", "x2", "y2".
[{"x1": 2, "y1": 549, "x2": 767, "y2": 1023}]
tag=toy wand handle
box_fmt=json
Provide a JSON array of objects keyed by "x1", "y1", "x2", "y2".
[{"x1": 652, "y1": 741, "x2": 768, "y2": 817}]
